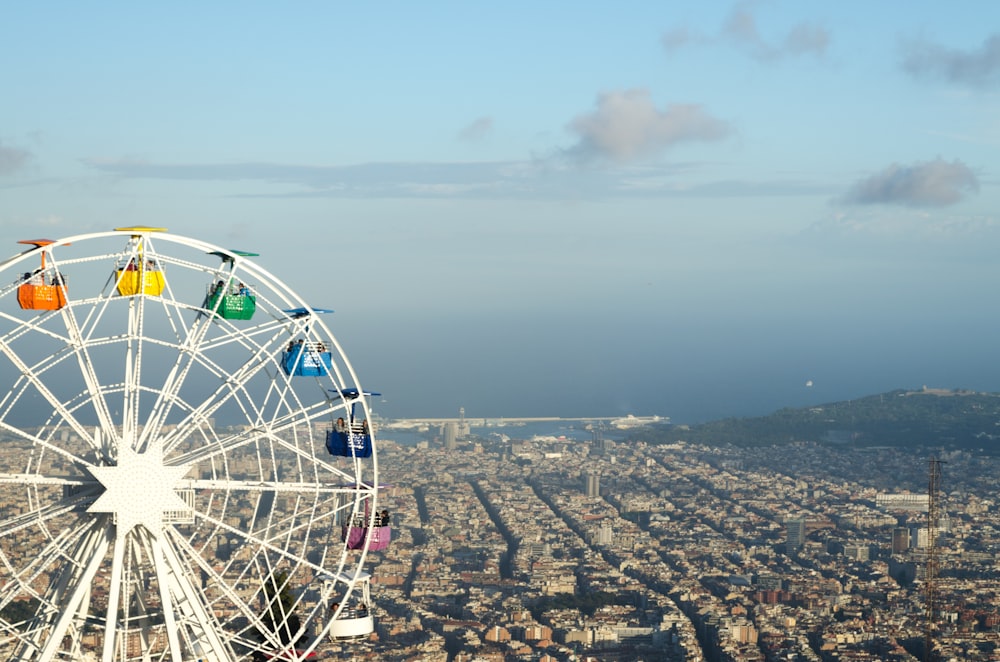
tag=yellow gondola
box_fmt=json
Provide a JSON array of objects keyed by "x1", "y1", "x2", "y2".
[
  {"x1": 15, "y1": 239, "x2": 69, "y2": 311},
  {"x1": 114, "y1": 227, "x2": 166, "y2": 296}
]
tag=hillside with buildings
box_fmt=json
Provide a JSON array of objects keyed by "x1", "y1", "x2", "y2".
[{"x1": 637, "y1": 388, "x2": 1000, "y2": 450}]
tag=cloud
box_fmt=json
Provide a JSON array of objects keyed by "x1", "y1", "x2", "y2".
[
  {"x1": 841, "y1": 158, "x2": 979, "y2": 207},
  {"x1": 661, "y1": 28, "x2": 696, "y2": 55},
  {"x1": 901, "y1": 34, "x2": 1000, "y2": 88},
  {"x1": 458, "y1": 117, "x2": 493, "y2": 142},
  {"x1": 86, "y1": 156, "x2": 819, "y2": 201},
  {"x1": 0, "y1": 143, "x2": 30, "y2": 175},
  {"x1": 802, "y1": 211, "x2": 1000, "y2": 262},
  {"x1": 86, "y1": 158, "x2": 535, "y2": 195},
  {"x1": 565, "y1": 89, "x2": 730, "y2": 163},
  {"x1": 661, "y1": 4, "x2": 828, "y2": 62},
  {"x1": 723, "y1": 4, "x2": 828, "y2": 62}
]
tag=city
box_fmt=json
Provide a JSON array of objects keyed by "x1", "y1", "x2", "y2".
[{"x1": 328, "y1": 422, "x2": 1000, "y2": 661}]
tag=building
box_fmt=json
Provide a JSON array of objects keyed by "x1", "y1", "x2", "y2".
[
  {"x1": 444, "y1": 422, "x2": 458, "y2": 450},
  {"x1": 892, "y1": 527, "x2": 910, "y2": 553},
  {"x1": 786, "y1": 518, "x2": 806, "y2": 551},
  {"x1": 584, "y1": 472, "x2": 600, "y2": 498}
]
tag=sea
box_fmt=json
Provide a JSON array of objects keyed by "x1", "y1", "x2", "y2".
[{"x1": 376, "y1": 420, "x2": 632, "y2": 448}]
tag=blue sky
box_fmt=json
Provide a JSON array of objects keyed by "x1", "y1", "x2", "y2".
[{"x1": 2, "y1": 2, "x2": 999, "y2": 422}]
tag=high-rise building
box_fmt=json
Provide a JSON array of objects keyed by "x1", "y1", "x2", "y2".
[
  {"x1": 443, "y1": 422, "x2": 458, "y2": 450},
  {"x1": 584, "y1": 472, "x2": 600, "y2": 497},
  {"x1": 458, "y1": 407, "x2": 471, "y2": 436},
  {"x1": 786, "y1": 518, "x2": 806, "y2": 550},
  {"x1": 892, "y1": 527, "x2": 911, "y2": 553}
]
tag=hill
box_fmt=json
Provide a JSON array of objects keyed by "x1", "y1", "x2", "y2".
[{"x1": 632, "y1": 387, "x2": 1000, "y2": 451}]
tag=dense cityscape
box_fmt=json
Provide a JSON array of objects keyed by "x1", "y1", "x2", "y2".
[
  {"x1": 326, "y1": 419, "x2": 1000, "y2": 661},
  {"x1": 2, "y1": 412, "x2": 999, "y2": 661}
]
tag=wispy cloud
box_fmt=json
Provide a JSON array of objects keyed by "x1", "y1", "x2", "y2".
[
  {"x1": 803, "y1": 210, "x2": 1000, "y2": 261},
  {"x1": 901, "y1": 34, "x2": 1000, "y2": 88},
  {"x1": 458, "y1": 117, "x2": 493, "y2": 142},
  {"x1": 663, "y1": 3, "x2": 829, "y2": 62},
  {"x1": 724, "y1": 5, "x2": 829, "y2": 62},
  {"x1": 85, "y1": 158, "x2": 538, "y2": 196},
  {"x1": 83, "y1": 156, "x2": 824, "y2": 201},
  {"x1": 661, "y1": 28, "x2": 699, "y2": 55},
  {"x1": 809, "y1": 212, "x2": 997, "y2": 238},
  {"x1": 0, "y1": 143, "x2": 30, "y2": 175},
  {"x1": 840, "y1": 158, "x2": 979, "y2": 207},
  {"x1": 565, "y1": 89, "x2": 730, "y2": 163}
]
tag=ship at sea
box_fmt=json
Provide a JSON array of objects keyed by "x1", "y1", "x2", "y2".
[{"x1": 610, "y1": 414, "x2": 668, "y2": 429}]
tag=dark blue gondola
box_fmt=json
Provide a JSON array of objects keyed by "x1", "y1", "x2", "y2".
[
  {"x1": 326, "y1": 389, "x2": 380, "y2": 458},
  {"x1": 280, "y1": 307, "x2": 335, "y2": 376},
  {"x1": 281, "y1": 341, "x2": 332, "y2": 376}
]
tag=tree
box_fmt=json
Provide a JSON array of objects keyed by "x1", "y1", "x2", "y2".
[{"x1": 257, "y1": 570, "x2": 303, "y2": 651}]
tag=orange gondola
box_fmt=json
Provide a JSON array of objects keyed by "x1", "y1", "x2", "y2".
[{"x1": 15, "y1": 239, "x2": 69, "y2": 311}]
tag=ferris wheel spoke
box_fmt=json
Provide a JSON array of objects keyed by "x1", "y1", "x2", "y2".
[
  {"x1": 188, "y1": 477, "x2": 353, "y2": 494},
  {"x1": 192, "y1": 508, "x2": 321, "y2": 573},
  {"x1": 261, "y1": 494, "x2": 330, "y2": 552},
  {"x1": 159, "y1": 342, "x2": 317, "y2": 458},
  {"x1": 32, "y1": 522, "x2": 111, "y2": 662},
  {"x1": 190, "y1": 480, "x2": 346, "y2": 548},
  {"x1": 169, "y1": 399, "x2": 337, "y2": 468},
  {"x1": 194, "y1": 316, "x2": 292, "y2": 353},
  {"x1": 100, "y1": 529, "x2": 128, "y2": 662},
  {"x1": 122, "y1": 297, "x2": 147, "y2": 447},
  {"x1": 136, "y1": 319, "x2": 217, "y2": 453},
  {"x1": 0, "y1": 418, "x2": 99, "y2": 472},
  {"x1": 147, "y1": 533, "x2": 184, "y2": 662},
  {"x1": 166, "y1": 529, "x2": 279, "y2": 655},
  {"x1": 0, "y1": 492, "x2": 92, "y2": 540},
  {"x1": 142, "y1": 315, "x2": 288, "y2": 455},
  {"x1": 58, "y1": 300, "x2": 130, "y2": 451},
  {"x1": 0, "y1": 516, "x2": 94, "y2": 610},
  {"x1": 157, "y1": 529, "x2": 234, "y2": 659},
  {"x1": 0, "y1": 343, "x2": 103, "y2": 457}
]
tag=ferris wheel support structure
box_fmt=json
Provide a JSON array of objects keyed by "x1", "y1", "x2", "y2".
[{"x1": 0, "y1": 229, "x2": 382, "y2": 661}]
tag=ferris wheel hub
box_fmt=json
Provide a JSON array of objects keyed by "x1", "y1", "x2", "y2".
[{"x1": 87, "y1": 443, "x2": 192, "y2": 538}]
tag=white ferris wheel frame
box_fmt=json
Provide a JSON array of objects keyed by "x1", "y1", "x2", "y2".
[{"x1": 0, "y1": 229, "x2": 381, "y2": 661}]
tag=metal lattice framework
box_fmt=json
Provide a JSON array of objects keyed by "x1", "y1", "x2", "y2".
[
  {"x1": 924, "y1": 457, "x2": 944, "y2": 662},
  {"x1": 0, "y1": 229, "x2": 380, "y2": 661}
]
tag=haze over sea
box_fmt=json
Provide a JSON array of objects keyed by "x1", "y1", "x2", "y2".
[{"x1": 2, "y1": 3, "x2": 999, "y2": 426}]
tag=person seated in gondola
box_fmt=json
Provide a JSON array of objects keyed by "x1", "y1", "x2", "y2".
[
  {"x1": 335, "y1": 417, "x2": 348, "y2": 434},
  {"x1": 361, "y1": 419, "x2": 369, "y2": 434},
  {"x1": 125, "y1": 259, "x2": 138, "y2": 271},
  {"x1": 238, "y1": 282, "x2": 249, "y2": 296}
]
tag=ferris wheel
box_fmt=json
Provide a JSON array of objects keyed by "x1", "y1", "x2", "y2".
[{"x1": 0, "y1": 228, "x2": 386, "y2": 661}]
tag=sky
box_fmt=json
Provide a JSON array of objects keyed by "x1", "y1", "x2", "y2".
[{"x1": 1, "y1": 2, "x2": 999, "y2": 423}]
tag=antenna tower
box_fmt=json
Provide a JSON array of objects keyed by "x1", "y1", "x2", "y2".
[{"x1": 924, "y1": 457, "x2": 944, "y2": 662}]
